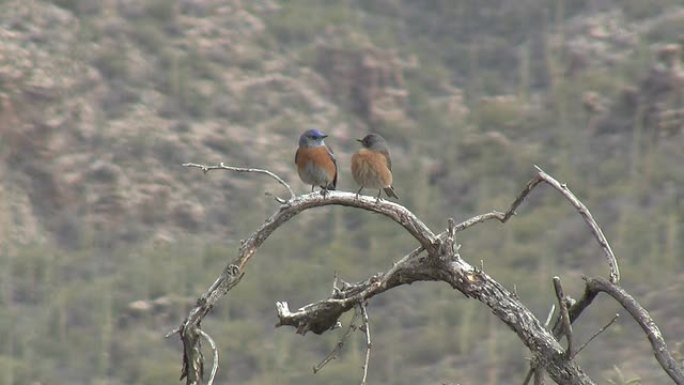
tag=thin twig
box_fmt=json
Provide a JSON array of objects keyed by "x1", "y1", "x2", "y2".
[
  {"x1": 165, "y1": 326, "x2": 182, "y2": 338},
  {"x1": 199, "y1": 329, "x2": 219, "y2": 385},
  {"x1": 453, "y1": 212, "x2": 506, "y2": 232},
  {"x1": 332, "y1": 273, "x2": 340, "y2": 296},
  {"x1": 313, "y1": 308, "x2": 360, "y2": 373},
  {"x1": 265, "y1": 191, "x2": 287, "y2": 204},
  {"x1": 523, "y1": 303, "x2": 556, "y2": 385},
  {"x1": 359, "y1": 303, "x2": 372, "y2": 385},
  {"x1": 522, "y1": 367, "x2": 534, "y2": 385},
  {"x1": 553, "y1": 277, "x2": 573, "y2": 359},
  {"x1": 522, "y1": 294, "x2": 564, "y2": 383},
  {"x1": 183, "y1": 162, "x2": 295, "y2": 201},
  {"x1": 543, "y1": 304, "x2": 557, "y2": 328},
  {"x1": 572, "y1": 314, "x2": 619, "y2": 358},
  {"x1": 533, "y1": 366, "x2": 545, "y2": 385},
  {"x1": 502, "y1": 173, "x2": 545, "y2": 222},
  {"x1": 447, "y1": 217, "x2": 456, "y2": 239}
]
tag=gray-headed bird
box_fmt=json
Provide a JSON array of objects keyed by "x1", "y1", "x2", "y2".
[{"x1": 351, "y1": 133, "x2": 399, "y2": 200}]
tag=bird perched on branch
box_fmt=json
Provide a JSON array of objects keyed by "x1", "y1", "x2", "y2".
[
  {"x1": 351, "y1": 133, "x2": 399, "y2": 201},
  {"x1": 295, "y1": 128, "x2": 338, "y2": 196}
]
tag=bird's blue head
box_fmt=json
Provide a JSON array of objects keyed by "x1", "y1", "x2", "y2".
[{"x1": 299, "y1": 128, "x2": 328, "y2": 147}]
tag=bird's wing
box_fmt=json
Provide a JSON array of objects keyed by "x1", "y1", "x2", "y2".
[
  {"x1": 326, "y1": 145, "x2": 338, "y2": 188},
  {"x1": 294, "y1": 147, "x2": 302, "y2": 165},
  {"x1": 380, "y1": 149, "x2": 392, "y2": 171}
]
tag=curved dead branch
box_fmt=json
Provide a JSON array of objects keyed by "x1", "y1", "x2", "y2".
[
  {"x1": 199, "y1": 330, "x2": 219, "y2": 385},
  {"x1": 533, "y1": 166, "x2": 620, "y2": 283},
  {"x1": 175, "y1": 190, "x2": 438, "y2": 383},
  {"x1": 582, "y1": 277, "x2": 684, "y2": 384}
]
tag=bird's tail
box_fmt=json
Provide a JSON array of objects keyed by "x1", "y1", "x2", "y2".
[{"x1": 384, "y1": 186, "x2": 399, "y2": 199}]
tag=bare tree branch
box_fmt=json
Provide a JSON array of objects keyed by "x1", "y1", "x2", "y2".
[
  {"x1": 552, "y1": 276, "x2": 684, "y2": 384},
  {"x1": 199, "y1": 330, "x2": 219, "y2": 385},
  {"x1": 275, "y1": 247, "x2": 595, "y2": 384},
  {"x1": 553, "y1": 277, "x2": 574, "y2": 359},
  {"x1": 523, "y1": 303, "x2": 556, "y2": 385},
  {"x1": 360, "y1": 302, "x2": 372, "y2": 385},
  {"x1": 275, "y1": 245, "x2": 429, "y2": 335},
  {"x1": 572, "y1": 314, "x2": 619, "y2": 358},
  {"x1": 460, "y1": 166, "x2": 626, "y2": 384},
  {"x1": 533, "y1": 166, "x2": 620, "y2": 283},
  {"x1": 534, "y1": 365, "x2": 545, "y2": 385},
  {"x1": 544, "y1": 304, "x2": 557, "y2": 328},
  {"x1": 450, "y1": 167, "x2": 620, "y2": 283},
  {"x1": 313, "y1": 306, "x2": 359, "y2": 373},
  {"x1": 583, "y1": 277, "x2": 684, "y2": 384},
  {"x1": 183, "y1": 162, "x2": 296, "y2": 201},
  {"x1": 174, "y1": 183, "x2": 438, "y2": 383},
  {"x1": 522, "y1": 367, "x2": 535, "y2": 385},
  {"x1": 179, "y1": 319, "x2": 203, "y2": 384}
]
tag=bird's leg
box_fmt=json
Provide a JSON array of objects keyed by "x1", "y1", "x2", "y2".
[
  {"x1": 355, "y1": 186, "x2": 364, "y2": 200},
  {"x1": 320, "y1": 186, "x2": 328, "y2": 198},
  {"x1": 311, "y1": 185, "x2": 315, "y2": 193},
  {"x1": 375, "y1": 189, "x2": 382, "y2": 203}
]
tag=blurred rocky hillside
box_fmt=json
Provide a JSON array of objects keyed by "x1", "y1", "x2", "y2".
[
  {"x1": 1, "y1": 1, "x2": 683, "y2": 384},
  {"x1": 1, "y1": 0, "x2": 683, "y2": 250},
  {"x1": 0, "y1": 0, "x2": 428, "y2": 251}
]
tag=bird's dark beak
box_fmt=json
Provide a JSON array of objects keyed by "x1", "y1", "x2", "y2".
[
  {"x1": 321, "y1": 134, "x2": 328, "y2": 139},
  {"x1": 355, "y1": 138, "x2": 363, "y2": 143}
]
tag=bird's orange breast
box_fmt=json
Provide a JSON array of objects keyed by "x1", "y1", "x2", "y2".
[
  {"x1": 295, "y1": 146, "x2": 337, "y2": 180},
  {"x1": 351, "y1": 149, "x2": 392, "y2": 188}
]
